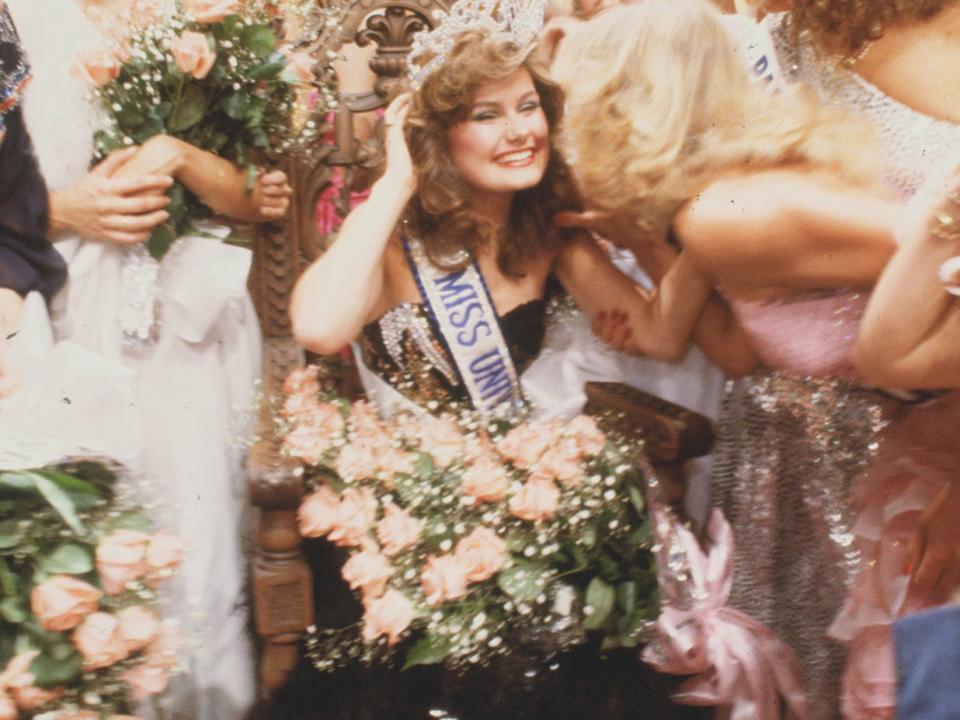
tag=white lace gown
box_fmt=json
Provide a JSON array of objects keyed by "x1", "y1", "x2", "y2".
[{"x1": 9, "y1": 2, "x2": 259, "y2": 717}]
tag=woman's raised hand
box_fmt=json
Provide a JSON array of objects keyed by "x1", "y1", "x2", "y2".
[
  {"x1": 254, "y1": 170, "x2": 293, "y2": 220},
  {"x1": 381, "y1": 93, "x2": 416, "y2": 197}
]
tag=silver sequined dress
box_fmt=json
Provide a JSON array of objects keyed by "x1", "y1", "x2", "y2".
[{"x1": 712, "y1": 15, "x2": 960, "y2": 720}]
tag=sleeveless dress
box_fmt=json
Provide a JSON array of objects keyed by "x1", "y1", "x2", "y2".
[
  {"x1": 768, "y1": 17, "x2": 960, "y2": 720},
  {"x1": 263, "y1": 273, "x2": 710, "y2": 720},
  {"x1": 710, "y1": 16, "x2": 960, "y2": 720},
  {"x1": 9, "y1": 2, "x2": 259, "y2": 717}
]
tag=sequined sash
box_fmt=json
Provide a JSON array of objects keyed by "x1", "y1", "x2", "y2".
[{"x1": 403, "y1": 236, "x2": 523, "y2": 415}]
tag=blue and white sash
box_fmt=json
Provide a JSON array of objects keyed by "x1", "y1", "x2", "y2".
[{"x1": 403, "y1": 237, "x2": 523, "y2": 415}]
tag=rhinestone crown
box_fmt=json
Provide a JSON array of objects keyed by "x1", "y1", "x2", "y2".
[{"x1": 407, "y1": 0, "x2": 546, "y2": 91}]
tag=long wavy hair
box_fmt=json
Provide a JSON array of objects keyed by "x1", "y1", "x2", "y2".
[
  {"x1": 550, "y1": 0, "x2": 881, "y2": 228},
  {"x1": 787, "y1": 0, "x2": 959, "y2": 56},
  {"x1": 403, "y1": 30, "x2": 577, "y2": 274}
]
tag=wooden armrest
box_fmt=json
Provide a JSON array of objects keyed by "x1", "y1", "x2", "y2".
[
  {"x1": 583, "y1": 382, "x2": 715, "y2": 506},
  {"x1": 583, "y1": 381, "x2": 714, "y2": 464}
]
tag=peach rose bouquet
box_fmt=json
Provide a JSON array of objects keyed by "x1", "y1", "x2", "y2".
[
  {"x1": 83, "y1": 0, "x2": 345, "y2": 259},
  {"x1": 282, "y1": 365, "x2": 659, "y2": 672},
  {"x1": 0, "y1": 459, "x2": 182, "y2": 718}
]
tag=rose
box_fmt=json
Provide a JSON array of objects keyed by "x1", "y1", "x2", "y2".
[
  {"x1": 298, "y1": 486, "x2": 341, "y2": 538},
  {"x1": 73, "y1": 613, "x2": 130, "y2": 670},
  {"x1": 117, "y1": 606, "x2": 161, "y2": 653},
  {"x1": 567, "y1": 415, "x2": 606, "y2": 456},
  {"x1": 145, "y1": 531, "x2": 184, "y2": 581},
  {"x1": 0, "y1": 692, "x2": 14, "y2": 720},
  {"x1": 341, "y1": 544, "x2": 393, "y2": 599},
  {"x1": 0, "y1": 652, "x2": 64, "y2": 711},
  {"x1": 533, "y1": 438, "x2": 583, "y2": 485},
  {"x1": 182, "y1": 0, "x2": 241, "y2": 23},
  {"x1": 171, "y1": 31, "x2": 217, "y2": 80},
  {"x1": 131, "y1": 0, "x2": 164, "y2": 27},
  {"x1": 327, "y1": 487, "x2": 378, "y2": 547},
  {"x1": 348, "y1": 401, "x2": 385, "y2": 436},
  {"x1": 76, "y1": 49, "x2": 121, "y2": 87},
  {"x1": 376, "y1": 502, "x2": 421, "y2": 556},
  {"x1": 509, "y1": 476, "x2": 560, "y2": 522},
  {"x1": 455, "y1": 526, "x2": 508, "y2": 583},
  {"x1": 30, "y1": 576, "x2": 103, "y2": 631},
  {"x1": 283, "y1": 422, "x2": 332, "y2": 465},
  {"x1": 497, "y1": 423, "x2": 555, "y2": 468},
  {"x1": 417, "y1": 416, "x2": 464, "y2": 468},
  {"x1": 123, "y1": 662, "x2": 171, "y2": 701},
  {"x1": 362, "y1": 589, "x2": 414, "y2": 646},
  {"x1": 284, "y1": 50, "x2": 315, "y2": 84},
  {"x1": 335, "y1": 440, "x2": 381, "y2": 483},
  {"x1": 420, "y1": 554, "x2": 469, "y2": 605},
  {"x1": 460, "y1": 457, "x2": 510, "y2": 502},
  {"x1": 283, "y1": 366, "x2": 320, "y2": 396},
  {"x1": 376, "y1": 446, "x2": 416, "y2": 482},
  {"x1": 96, "y1": 529, "x2": 151, "y2": 594},
  {"x1": 295, "y1": 402, "x2": 345, "y2": 435}
]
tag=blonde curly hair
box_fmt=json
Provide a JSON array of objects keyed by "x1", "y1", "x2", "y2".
[
  {"x1": 403, "y1": 31, "x2": 576, "y2": 275},
  {"x1": 788, "y1": 0, "x2": 958, "y2": 56},
  {"x1": 551, "y1": 0, "x2": 880, "y2": 227}
]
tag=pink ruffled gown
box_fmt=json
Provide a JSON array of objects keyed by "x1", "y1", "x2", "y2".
[{"x1": 712, "y1": 15, "x2": 960, "y2": 720}]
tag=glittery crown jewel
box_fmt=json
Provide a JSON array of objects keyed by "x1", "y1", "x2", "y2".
[{"x1": 407, "y1": 0, "x2": 546, "y2": 90}]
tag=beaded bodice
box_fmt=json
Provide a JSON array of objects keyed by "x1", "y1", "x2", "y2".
[
  {"x1": 358, "y1": 299, "x2": 548, "y2": 410},
  {"x1": 768, "y1": 14, "x2": 960, "y2": 202}
]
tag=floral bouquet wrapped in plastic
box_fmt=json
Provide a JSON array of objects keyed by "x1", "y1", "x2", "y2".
[
  {"x1": 80, "y1": 0, "x2": 343, "y2": 258},
  {"x1": 280, "y1": 366, "x2": 659, "y2": 671},
  {"x1": 0, "y1": 461, "x2": 183, "y2": 719}
]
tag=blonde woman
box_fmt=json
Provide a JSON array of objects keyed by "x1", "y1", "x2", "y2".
[{"x1": 548, "y1": 1, "x2": 958, "y2": 717}]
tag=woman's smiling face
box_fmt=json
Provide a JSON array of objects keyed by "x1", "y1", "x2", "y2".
[{"x1": 448, "y1": 67, "x2": 550, "y2": 198}]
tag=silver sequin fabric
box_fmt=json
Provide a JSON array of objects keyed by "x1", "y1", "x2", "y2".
[{"x1": 712, "y1": 371, "x2": 885, "y2": 720}]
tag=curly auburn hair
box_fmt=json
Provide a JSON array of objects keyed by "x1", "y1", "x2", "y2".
[
  {"x1": 788, "y1": 0, "x2": 959, "y2": 55},
  {"x1": 402, "y1": 30, "x2": 577, "y2": 275}
]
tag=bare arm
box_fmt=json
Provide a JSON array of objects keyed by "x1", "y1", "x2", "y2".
[
  {"x1": 554, "y1": 235, "x2": 714, "y2": 361},
  {"x1": 854, "y1": 187, "x2": 960, "y2": 388},
  {"x1": 677, "y1": 169, "x2": 898, "y2": 292},
  {"x1": 291, "y1": 94, "x2": 415, "y2": 355},
  {"x1": 112, "y1": 135, "x2": 291, "y2": 223},
  {"x1": 554, "y1": 210, "x2": 758, "y2": 376}
]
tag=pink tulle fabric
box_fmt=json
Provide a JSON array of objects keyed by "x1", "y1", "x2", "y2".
[{"x1": 829, "y1": 393, "x2": 960, "y2": 720}]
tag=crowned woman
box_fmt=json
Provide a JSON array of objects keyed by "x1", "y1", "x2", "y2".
[{"x1": 280, "y1": 0, "x2": 754, "y2": 717}]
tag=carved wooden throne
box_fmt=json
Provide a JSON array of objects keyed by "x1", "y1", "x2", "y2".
[{"x1": 246, "y1": 0, "x2": 714, "y2": 696}]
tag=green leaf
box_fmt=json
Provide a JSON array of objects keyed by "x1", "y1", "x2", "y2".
[
  {"x1": 147, "y1": 224, "x2": 176, "y2": 260},
  {"x1": 583, "y1": 576, "x2": 615, "y2": 630},
  {"x1": 39, "y1": 543, "x2": 93, "y2": 575},
  {"x1": 31, "y1": 473, "x2": 85, "y2": 535},
  {"x1": 581, "y1": 523, "x2": 597, "y2": 550},
  {"x1": 240, "y1": 24, "x2": 277, "y2": 58},
  {"x1": 245, "y1": 164, "x2": 259, "y2": 194},
  {"x1": 249, "y1": 57, "x2": 287, "y2": 81},
  {"x1": 220, "y1": 92, "x2": 251, "y2": 120},
  {"x1": 627, "y1": 483, "x2": 645, "y2": 516},
  {"x1": 0, "y1": 519, "x2": 19, "y2": 549},
  {"x1": 415, "y1": 453, "x2": 435, "y2": 480},
  {"x1": 111, "y1": 511, "x2": 153, "y2": 533},
  {"x1": 169, "y1": 83, "x2": 207, "y2": 132},
  {"x1": 402, "y1": 633, "x2": 452, "y2": 670},
  {"x1": 616, "y1": 580, "x2": 636, "y2": 616},
  {"x1": 0, "y1": 472, "x2": 36, "y2": 492},
  {"x1": 497, "y1": 560, "x2": 547, "y2": 602},
  {"x1": 221, "y1": 14, "x2": 240, "y2": 36},
  {"x1": 29, "y1": 650, "x2": 83, "y2": 688},
  {"x1": 0, "y1": 597, "x2": 26, "y2": 623}
]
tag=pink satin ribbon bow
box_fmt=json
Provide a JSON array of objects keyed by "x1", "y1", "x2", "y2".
[{"x1": 644, "y1": 509, "x2": 810, "y2": 720}]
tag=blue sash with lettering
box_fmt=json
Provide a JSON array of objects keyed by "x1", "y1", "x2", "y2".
[{"x1": 403, "y1": 237, "x2": 523, "y2": 415}]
